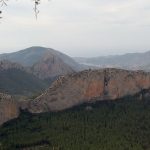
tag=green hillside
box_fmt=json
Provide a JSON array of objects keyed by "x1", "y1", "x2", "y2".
[
  {"x1": 0, "y1": 68, "x2": 49, "y2": 96},
  {"x1": 0, "y1": 97, "x2": 150, "y2": 150}
]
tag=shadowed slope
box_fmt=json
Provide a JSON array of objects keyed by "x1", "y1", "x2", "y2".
[{"x1": 0, "y1": 60, "x2": 48, "y2": 96}]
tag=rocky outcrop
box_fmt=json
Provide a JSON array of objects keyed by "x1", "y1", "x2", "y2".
[
  {"x1": 1, "y1": 68, "x2": 150, "y2": 125},
  {"x1": 0, "y1": 93, "x2": 19, "y2": 125},
  {"x1": 30, "y1": 51, "x2": 75, "y2": 79},
  {"x1": 28, "y1": 68, "x2": 150, "y2": 113}
]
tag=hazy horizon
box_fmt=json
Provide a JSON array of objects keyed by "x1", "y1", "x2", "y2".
[
  {"x1": 1, "y1": 0, "x2": 150, "y2": 57},
  {"x1": 0, "y1": 46, "x2": 150, "y2": 58}
]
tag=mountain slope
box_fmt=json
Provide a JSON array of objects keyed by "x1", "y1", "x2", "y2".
[
  {"x1": 0, "y1": 46, "x2": 82, "y2": 70},
  {"x1": 1, "y1": 68, "x2": 150, "y2": 125},
  {"x1": 0, "y1": 60, "x2": 48, "y2": 95},
  {"x1": 0, "y1": 47, "x2": 49, "y2": 67},
  {"x1": 0, "y1": 46, "x2": 84, "y2": 79},
  {"x1": 74, "y1": 51, "x2": 150, "y2": 70},
  {"x1": 29, "y1": 50, "x2": 75, "y2": 79},
  {"x1": 1, "y1": 99, "x2": 150, "y2": 150}
]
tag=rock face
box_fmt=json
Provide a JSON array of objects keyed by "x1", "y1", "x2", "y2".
[
  {"x1": 0, "y1": 93, "x2": 19, "y2": 125},
  {"x1": 28, "y1": 68, "x2": 150, "y2": 113},
  {"x1": 1, "y1": 68, "x2": 150, "y2": 125},
  {"x1": 30, "y1": 51, "x2": 74, "y2": 79}
]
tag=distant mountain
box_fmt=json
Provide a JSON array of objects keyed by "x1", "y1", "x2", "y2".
[
  {"x1": 0, "y1": 60, "x2": 48, "y2": 96},
  {"x1": 0, "y1": 46, "x2": 85, "y2": 95},
  {"x1": 29, "y1": 49, "x2": 75, "y2": 79},
  {"x1": 0, "y1": 60, "x2": 24, "y2": 70},
  {"x1": 140, "y1": 64, "x2": 150, "y2": 72},
  {"x1": 0, "y1": 47, "x2": 83, "y2": 76},
  {"x1": 74, "y1": 51, "x2": 150, "y2": 71},
  {"x1": 0, "y1": 47, "x2": 48, "y2": 67}
]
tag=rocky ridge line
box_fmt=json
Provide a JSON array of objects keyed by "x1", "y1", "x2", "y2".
[
  {"x1": 1, "y1": 68, "x2": 150, "y2": 125},
  {"x1": 28, "y1": 68, "x2": 150, "y2": 113}
]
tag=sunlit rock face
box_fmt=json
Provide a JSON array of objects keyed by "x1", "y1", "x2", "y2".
[
  {"x1": 28, "y1": 68, "x2": 150, "y2": 113},
  {"x1": 1, "y1": 68, "x2": 150, "y2": 125},
  {"x1": 0, "y1": 93, "x2": 19, "y2": 125}
]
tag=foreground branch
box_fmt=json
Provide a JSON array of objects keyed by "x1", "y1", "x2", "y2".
[{"x1": 0, "y1": 0, "x2": 44, "y2": 19}]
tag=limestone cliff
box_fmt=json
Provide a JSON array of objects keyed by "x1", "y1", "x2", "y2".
[
  {"x1": 1, "y1": 68, "x2": 150, "y2": 125},
  {"x1": 0, "y1": 93, "x2": 19, "y2": 125},
  {"x1": 28, "y1": 68, "x2": 150, "y2": 113}
]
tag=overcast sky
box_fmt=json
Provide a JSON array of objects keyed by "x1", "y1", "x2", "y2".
[{"x1": 0, "y1": 0, "x2": 150, "y2": 57}]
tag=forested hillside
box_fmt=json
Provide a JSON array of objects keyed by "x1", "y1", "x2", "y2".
[
  {"x1": 0, "y1": 97, "x2": 150, "y2": 150},
  {"x1": 0, "y1": 68, "x2": 48, "y2": 96}
]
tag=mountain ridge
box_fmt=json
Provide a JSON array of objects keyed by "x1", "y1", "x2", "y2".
[
  {"x1": 74, "y1": 50, "x2": 150, "y2": 70},
  {"x1": 0, "y1": 46, "x2": 82, "y2": 69},
  {"x1": 0, "y1": 46, "x2": 84, "y2": 79},
  {"x1": 28, "y1": 68, "x2": 150, "y2": 113},
  {"x1": 1, "y1": 68, "x2": 150, "y2": 125}
]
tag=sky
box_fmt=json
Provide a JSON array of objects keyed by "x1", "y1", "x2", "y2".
[{"x1": 0, "y1": 0, "x2": 150, "y2": 57}]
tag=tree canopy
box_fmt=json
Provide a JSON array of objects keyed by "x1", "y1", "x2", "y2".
[{"x1": 1, "y1": 98, "x2": 150, "y2": 150}]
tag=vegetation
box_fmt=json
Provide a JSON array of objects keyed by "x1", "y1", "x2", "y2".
[
  {"x1": 0, "y1": 68, "x2": 49, "y2": 96},
  {"x1": 0, "y1": 97, "x2": 150, "y2": 150}
]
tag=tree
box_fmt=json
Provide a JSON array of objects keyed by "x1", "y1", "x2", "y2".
[
  {"x1": 0, "y1": 10, "x2": 2, "y2": 19},
  {"x1": 0, "y1": 0, "x2": 42, "y2": 19}
]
